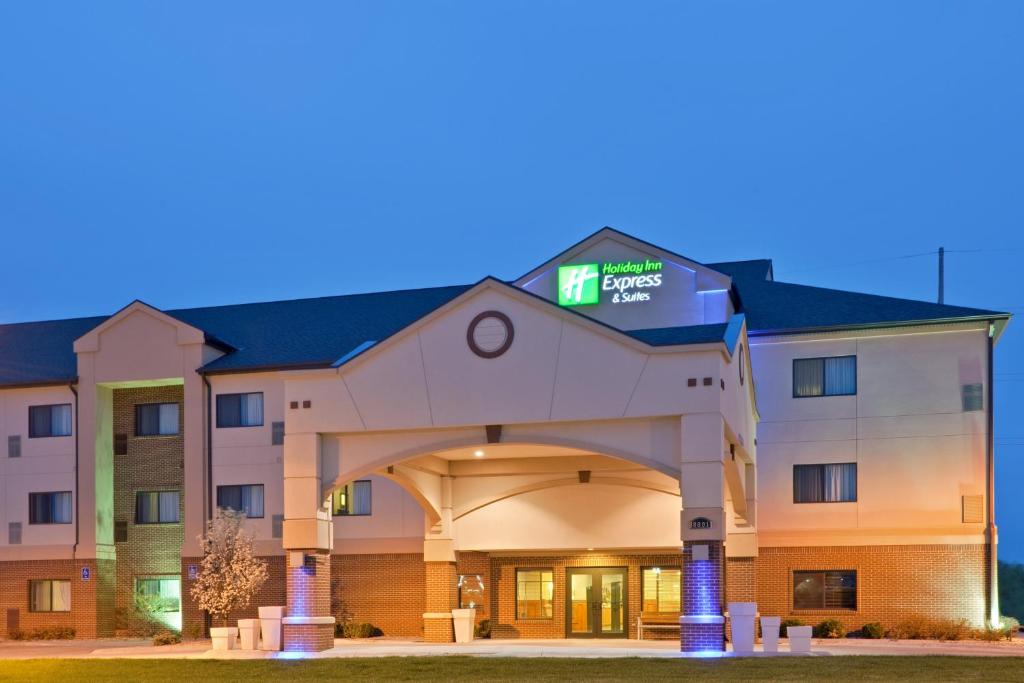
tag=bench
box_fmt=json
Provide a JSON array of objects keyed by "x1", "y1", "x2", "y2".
[{"x1": 637, "y1": 612, "x2": 680, "y2": 640}]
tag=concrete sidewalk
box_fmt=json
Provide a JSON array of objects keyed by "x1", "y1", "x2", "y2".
[{"x1": 3, "y1": 636, "x2": 1024, "y2": 659}]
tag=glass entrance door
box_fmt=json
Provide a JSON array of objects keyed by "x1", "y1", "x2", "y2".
[{"x1": 565, "y1": 568, "x2": 627, "y2": 638}]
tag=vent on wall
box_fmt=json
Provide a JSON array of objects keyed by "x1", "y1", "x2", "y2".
[
  {"x1": 272, "y1": 514, "x2": 284, "y2": 539},
  {"x1": 8, "y1": 522, "x2": 21, "y2": 545},
  {"x1": 271, "y1": 422, "x2": 285, "y2": 446},
  {"x1": 962, "y1": 495, "x2": 984, "y2": 523},
  {"x1": 114, "y1": 434, "x2": 128, "y2": 456},
  {"x1": 961, "y1": 384, "x2": 984, "y2": 412},
  {"x1": 7, "y1": 435, "x2": 20, "y2": 458},
  {"x1": 115, "y1": 521, "x2": 128, "y2": 543}
]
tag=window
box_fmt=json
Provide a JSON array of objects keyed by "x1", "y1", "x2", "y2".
[
  {"x1": 135, "y1": 491, "x2": 180, "y2": 524},
  {"x1": 642, "y1": 567, "x2": 681, "y2": 613},
  {"x1": 216, "y1": 393, "x2": 264, "y2": 428},
  {"x1": 135, "y1": 403, "x2": 179, "y2": 436},
  {"x1": 962, "y1": 383, "x2": 984, "y2": 412},
  {"x1": 30, "y1": 580, "x2": 71, "y2": 612},
  {"x1": 217, "y1": 484, "x2": 265, "y2": 518},
  {"x1": 29, "y1": 491, "x2": 72, "y2": 524},
  {"x1": 135, "y1": 577, "x2": 181, "y2": 612},
  {"x1": 332, "y1": 481, "x2": 371, "y2": 516},
  {"x1": 793, "y1": 570, "x2": 856, "y2": 610},
  {"x1": 458, "y1": 574, "x2": 485, "y2": 609},
  {"x1": 793, "y1": 463, "x2": 857, "y2": 503},
  {"x1": 516, "y1": 569, "x2": 554, "y2": 619},
  {"x1": 793, "y1": 356, "x2": 856, "y2": 397},
  {"x1": 28, "y1": 404, "x2": 72, "y2": 438}
]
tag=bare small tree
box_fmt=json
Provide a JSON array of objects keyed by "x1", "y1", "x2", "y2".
[{"x1": 190, "y1": 509, "x2": 269, "y2": 627}]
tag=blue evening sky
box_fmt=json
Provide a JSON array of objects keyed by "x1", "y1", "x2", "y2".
[{"x1": 1, "y1": 2, "x2": 1022, "y2": 559}]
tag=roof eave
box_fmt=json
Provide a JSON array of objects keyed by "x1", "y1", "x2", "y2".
[{"x1": 747, "y1": 314, "x2": 1011, "y2": 339}]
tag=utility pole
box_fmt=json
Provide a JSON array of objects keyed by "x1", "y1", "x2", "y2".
[{"x1": 938, "y1": 247, "x2": 944, "y2": 304}]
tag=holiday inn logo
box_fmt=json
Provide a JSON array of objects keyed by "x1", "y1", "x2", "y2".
[
  {"x1": 558, "y1": 258, "x2": 665, "y2": 306},
  {"x1": 558, "y1": 263, "x2": 600, "y2": 306}
]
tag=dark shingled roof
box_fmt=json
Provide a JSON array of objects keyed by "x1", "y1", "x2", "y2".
[
  {"x1": 165, "y1": 285, "x2": 473, "y2": 373},
  {"x1": 0, "y1": 316, "x2": 106, "y2": 387},
  {"x1": 0, "y1": 256, "x2": 1010, "y2": 388},
  {"x1": 705, "y1": 259, "x2": 1007, "y2": 334}
]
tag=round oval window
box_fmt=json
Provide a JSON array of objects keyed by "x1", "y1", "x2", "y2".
[{"x1": 467, "y1": 311, "x2": 514, "y2": 358}]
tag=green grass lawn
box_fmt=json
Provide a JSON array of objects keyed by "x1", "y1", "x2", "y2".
[{"x1": 0, "y1": 656, "x2": 1021, "y2": 682}]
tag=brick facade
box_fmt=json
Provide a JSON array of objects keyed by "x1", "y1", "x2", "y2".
[
  {"x1": 680, "y1": 541, "x2": 725, "y2": 652},
  {"x1": 0, "y1": 558, "x2": 114, "y2": 638},
  {"x1": 283, "y1": 550, "x2": 333, "y2": 651},
  {"x1": 754, "y1": 544, "x2": 989, "y2": 633},
  {"x1": 331, "y1": 552, "x2": 425, "y2": 636},
  {"x1": 180, "y1": 555, "x2": 287, "y2": 636}
]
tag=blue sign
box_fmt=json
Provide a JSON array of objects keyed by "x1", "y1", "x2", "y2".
[
  {"x1": 188, "y1": 564, "x2": 198, "y2": 580},
  {"x1": 81, "y1": 567, "x2": 90, "y2": 581}
]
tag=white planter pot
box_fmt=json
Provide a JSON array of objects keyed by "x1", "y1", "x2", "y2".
[
  {"x1": 452, "y1": 608, "x2": 476, "y2": 643},
  {"x1": 210, "y1": 626, "x2": 238, "y2": 651},
  {"x1": 258, "y1": 606, "x2": 286, "y2": 651},
  {"x1": 727, "y1": 602, "x2": 757, "y2": 655},
  {"x1": 787, "y1": 625, "x2": 812, "y2": 653},
  {"x1": 238, "y1": 619, "x2": 261, "y2": 650},
  {"x1": 760, "y1": 617, "x2": 781, "y2": 653}
]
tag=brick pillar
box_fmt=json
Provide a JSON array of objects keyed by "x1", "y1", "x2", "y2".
[
  {"x1": 423, "y1": 561, "x2": 457, "y2": 643},
  {"x1": 283, "y1": 551, "x2": 335, "y2": 651},
  {"x1": 680, "y1": 541, "x2": 725, "y2": 652}
]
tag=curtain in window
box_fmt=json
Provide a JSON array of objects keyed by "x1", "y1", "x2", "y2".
[
  {"x1": 241, "y1": 394, "x2": 263, "y2": 426},
  {"x1": 52, "y1": 405, "x2": 72, "y2": 436},
  {"x1": 53, "y1": 581, "x2": 71, "y2": 611},
  {"x1": 824, "y1": 356, "x2": 856, "y2": 395},
  {"x1": 218, "y1": 486, "x2": 242, "y2": 512},
  {"x1": 159, "y1": 492, "x2": 180, "y2": 523},
  {"x1": 31, "y1": 581, "x2": 51, "y2": 611},
  {"x1": 241, "y1": 485, "x2": 264, "y2": 518},
  {"x1": 823, "y1": 463, "x2": 857, "y2": 502},
  {"x1": 793, "y1": 466, "x2": 824, "y2": 503},
  {"x1": 352, "y1": 481, "x2": 372, "y2": 515},
  {"x1": 54, "y1": 492, "x2": 72, "y2": 523},
  {"x1": 159, "y1": 404, "x2": 179, "y2": 435},
  {"x1": 138, "y1": 405, "x2": 160, "y2": 436},
  {"x1": 793, "y1": 359, "x2": 824, "y2": 397},
  {"x1": 137, "y1": 493, "x2": 157, "y2": 523},
  {"x1": 30, "y1": 406, "x2": 51, "y2": 437}
]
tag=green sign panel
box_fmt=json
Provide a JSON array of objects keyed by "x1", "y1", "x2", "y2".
[
  {"x1": 558, "y1": 263, "x2": 600, "y2": 306},
  {"x1": 557, "y1": 259, "x2": 664, "y2": 306}
]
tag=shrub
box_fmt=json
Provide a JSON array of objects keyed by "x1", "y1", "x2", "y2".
[
  {"x1": 813, "y1": 619, "x2": 845, "y2": 639},
  {"x1": 886, "y1": 616, "x2": 971, "y2": 641},
  {"x1": 153, "y1": 632, "x2": 182, "y2": 646},
  {"x1": 475, "y1": 619, "x2": 491, "y2": 639},
  {"x1": 184, "y1": 622, "x2": 206, "y2": 640},
  {"x1": 1000, "y1": 616, "x2": 1020, "y2": 637},
  {"x1": 779, "y1": 618, "x2": 803, "y2": 636},
  {"x1": 337, "y1": 622, "x2": 383, "y2": 638},
  {"x1": 7, "y1": 626, "x2": 75, "y2": 641},
  {"x1": 860, "y1": 622, "x2": 884, "y2": 639}
]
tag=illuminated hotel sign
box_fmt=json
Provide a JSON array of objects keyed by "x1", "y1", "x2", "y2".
[{"x1": 558, "y1": 259, "x2": 664, "y2": 307}]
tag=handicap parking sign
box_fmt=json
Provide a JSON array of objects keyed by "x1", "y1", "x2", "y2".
[{"x1": 81, "y1": 567, "x2": 90, "y2": 581}]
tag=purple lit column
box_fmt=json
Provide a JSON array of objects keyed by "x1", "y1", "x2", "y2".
[{"x1": 679, "y1": 540, "x2": 725, "y2": 652}]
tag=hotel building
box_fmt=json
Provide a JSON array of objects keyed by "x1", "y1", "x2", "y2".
[{"x1": 0, "y1": 228, "x2": 1009, "y2": 651}]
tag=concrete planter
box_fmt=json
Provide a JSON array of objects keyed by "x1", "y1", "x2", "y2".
[
  {"x1": 760, "y1": 617, "x2": 781, "y2": 653},
  {"x1": 210, "y1": 626, "x2": 238, "y2": 650},
  {"x1": 727, "y1": 602, "x2": 757, "y2": 655},
  {"x1": 452, "y1": 608, "x2": 476, "y2": 643},
  {"x1": 238, "y1": 618, "x2": 261, "y2": 650},
  {"x1": 787, "y1": 625, "x2": 812, "y2": 653},
  {"x1": 258, "y1": 606, "x2": 286, "y2": 651}
]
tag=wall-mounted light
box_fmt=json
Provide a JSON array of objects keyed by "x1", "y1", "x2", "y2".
[{"x1": 474, "y1": 449, "x2": 485, "y2": 458}]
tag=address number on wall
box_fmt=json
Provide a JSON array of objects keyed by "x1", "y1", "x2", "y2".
[{"x1": 689, "y1": 517, "x2": 713, "y2": 530}]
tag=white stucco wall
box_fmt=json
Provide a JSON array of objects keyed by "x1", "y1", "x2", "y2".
[{"x1": 751, "y1": 324, "x2": 989, "y2": 546}]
